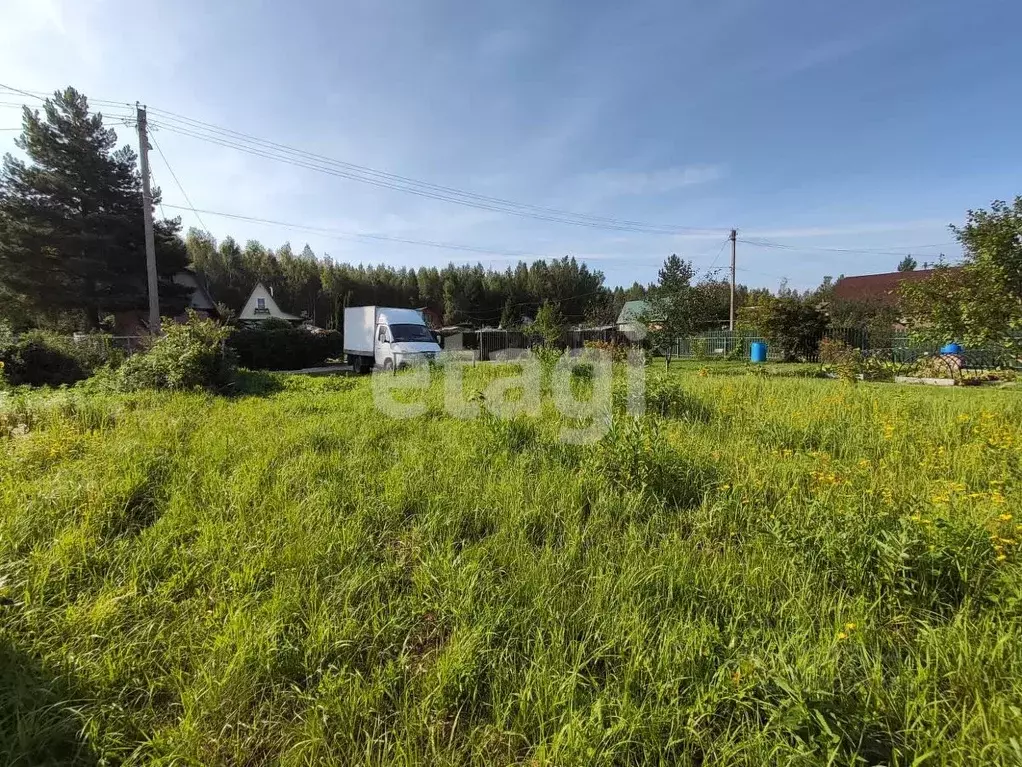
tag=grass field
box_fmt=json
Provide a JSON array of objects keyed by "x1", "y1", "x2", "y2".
[{"x1": 1, "y1": 363, "x2": 1021, "y2": 765}]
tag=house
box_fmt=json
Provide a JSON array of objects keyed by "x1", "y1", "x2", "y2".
[
  {"x1": 113, "y1": 267, "x2": 219, "y2": 335},
  {"x1": 238, "y1": 283, "x2": 302, "y2": 324},
  {"x1": 831, "y1": 269, "x2": 949, "y2": 306},
  {"x1": 616, "y1": 300, "x2": 652, "y2": 341},
  {"x1": 173, "y1": 268, "x2": 218, "y2": 315}
]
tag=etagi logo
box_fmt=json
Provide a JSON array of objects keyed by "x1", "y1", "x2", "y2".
[{"x1": 371, "y1": 347, "x2": 646, "y2": 444}]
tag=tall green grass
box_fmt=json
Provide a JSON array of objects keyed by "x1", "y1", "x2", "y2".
[{"x1": 0, "y1": 367, "x2": 1020, "y2": 765}]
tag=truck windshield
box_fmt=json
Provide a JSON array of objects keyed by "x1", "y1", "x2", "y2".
[{"x1": 389, "y1": 324, "x2": 435, "y2": 343}]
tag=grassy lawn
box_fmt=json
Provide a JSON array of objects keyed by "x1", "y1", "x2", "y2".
[{"x1": 1, "y1": 366, "x2": 1021, "y2": 765}]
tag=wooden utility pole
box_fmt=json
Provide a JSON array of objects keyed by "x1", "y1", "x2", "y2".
[
  {"x1": 136, "y1": 104, "x2": 161, "y2": 334},
  {"x1": 729, "y1": 228, "x2": 737, "y2": 331}
]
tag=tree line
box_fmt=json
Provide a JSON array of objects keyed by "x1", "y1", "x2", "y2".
[
  {"x1": 185, "y1": 229, "x2": 633, "y2": 329},
  {"x1": 0, "y1": 86, "x2": 769, "y2": 334},
  {"x1": 4, "y1": 87, "x2": 1020, "y2": 355}
]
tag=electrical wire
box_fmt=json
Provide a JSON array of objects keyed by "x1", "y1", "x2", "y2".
[
  {"x1": 148, "y1": 108, "x2": 726, "y2": 234},
  {"x1": 160, "y1": 203, "x2": 582, "y2": 262},
  {"x1": 740, "y1": 237, "x2": 955, "y2": 258},
  {"x1": 149, "y1": 132, "x2": 209, "y2": 232},
  {"x1": 701, "y1": 237, "x2": 731, "y2": 277},
  {"x1": 145, "y1": 111, "x2": 728, "y2": 236},
  {"x1": 160, "y1": 203, "x2": 741, "y2": 278},
  {"x1": 0, "y1": 83, "x2": 132, "y2": 109}
]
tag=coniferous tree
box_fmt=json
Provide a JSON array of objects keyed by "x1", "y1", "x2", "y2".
[{"x1": 0, "y1": 88, "x2": 188, "y2": 328}]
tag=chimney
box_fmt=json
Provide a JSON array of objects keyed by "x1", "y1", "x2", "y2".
[{"x1": 269, "y1": 285, "x2": 274, "y2": 297}]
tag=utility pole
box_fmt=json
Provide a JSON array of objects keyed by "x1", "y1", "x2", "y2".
[
  {"x1": 728, "y1": 228, "x2": 737, "y2": 331},
  {"x1": 136, "y1": 104, "x2": 161, "y2": 334}
]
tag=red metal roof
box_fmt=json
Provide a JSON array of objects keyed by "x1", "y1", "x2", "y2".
[{"x1": 831, "y1": 268, "x2": 953, "y2": 305}]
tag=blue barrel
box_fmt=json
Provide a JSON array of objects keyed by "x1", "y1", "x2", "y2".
[
  {"x1": 940, "y1": 342, "x2": 962, "y2": 354},
  {"x1": 750, "y1": 341, "x2": 767, "y2": 363}
]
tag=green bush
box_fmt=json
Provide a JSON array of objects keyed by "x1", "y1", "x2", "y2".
[
  {"x1": 819, "y1": 338, "x2": 863, "y2": 383},
  {"x1": 116, "y1": 313, "x2": 237, "y2": 392},
  {"x1": 0, "y1": 325, "x2": 127, "y2": 388},
  {"x1": 725, "y1": 337, "x2": 747, "y2": 361},
  {"x1": 761, "y1": 297, "x2": 830, "y2": 362},
  {"x1": 691, "y1": 337, "x2": 710, "y2": 361},
  {"x1": 229, "y1": 326, "x2": 343, "y2": 370},
  {"x1": 0, "y1": 334, "x2": 85, "y2": 387},
  {"x1": 582, "y1": 339, "x2": 631, "y2": 363}
]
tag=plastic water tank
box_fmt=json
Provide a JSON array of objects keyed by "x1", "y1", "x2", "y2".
[{"x1": 750, "y1": 341, "x2": 768, "y2": 363}]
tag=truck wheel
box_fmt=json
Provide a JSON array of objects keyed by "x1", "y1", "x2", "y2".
[{"x1": 382, "y1": 358, "x2": 394, "y2": 372}]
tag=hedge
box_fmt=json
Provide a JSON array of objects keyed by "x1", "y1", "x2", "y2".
[{"x1": 228, "y1": 327, "x2": 343, "y2": 370}]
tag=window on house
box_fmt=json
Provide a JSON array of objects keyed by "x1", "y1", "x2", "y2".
[{"x1": 257, "y1": 298, "x2": 266, "y2": 310}]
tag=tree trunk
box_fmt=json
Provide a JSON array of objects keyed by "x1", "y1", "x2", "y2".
[{"x1": 84, "y1": 304, "x2": 101, "y2": 331}]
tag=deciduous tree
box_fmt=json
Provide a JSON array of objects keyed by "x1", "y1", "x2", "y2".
[
  {"x1": 901, "y1": 198, "x2": 1022, "y2": 355},
  {"x1": 643, "y1": 254, "x2": 703, "y2": 368}
]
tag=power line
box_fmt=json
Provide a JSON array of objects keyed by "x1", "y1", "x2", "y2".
[
  {"x1": 147, "y1": 110, "x2": 727, "y2": 234},
  {"x1": 147, "y1": 166, "x2": 167, "y2": 219},
  {"x1": 149, "y1": 132, "x2": 209, "y2": 232},
  {"x1": 0, "y1": 83, "x2": 45, "y2": 102},
  {"x1": 145, "y1": 111, "x2": 728, "y2": 236},
  {"x1": 739, "y1": 237, "x2": 955, "y2": 258},
  {"x1": 161, "y1": 203, "x2": 586, "y2": 262},
  {"x1": 0, "y1": 84, "x2": 132, "y2": 109},
  {"x1": 702, "y1": 237, "x2": 730, "y2": 277},
  {"x1": 160, "y1": 203, "x2": 736, "y2": 274}
]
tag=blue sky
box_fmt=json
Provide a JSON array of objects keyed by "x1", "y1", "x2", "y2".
[{"x1": 2, "y1": 0, "x2": 1020, "y2": 290}]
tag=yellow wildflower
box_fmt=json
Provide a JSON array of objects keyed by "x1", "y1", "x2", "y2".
[{"x1": 836, "y1": 632, "x2": 848, "y2": 641}]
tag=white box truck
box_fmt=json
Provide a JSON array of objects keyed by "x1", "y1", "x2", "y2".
[{"x1": 343, "y1": 306, "x2": 441, "y2": 373}]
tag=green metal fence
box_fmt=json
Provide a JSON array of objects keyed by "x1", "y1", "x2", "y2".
[{"x1": 668, "y1": 329, "x2": 931, "y2": 362}]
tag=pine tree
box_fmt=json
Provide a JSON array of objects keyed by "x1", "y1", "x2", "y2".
[
  {"x1": 897, "y1": 255, "x2": 917, "y2": 272},
  {"x1": 0, "y1": 88, "x2": 188, "y2": 328},
  {"x1": 499, "y1": 298, "x2": 518, "y2": 329}
]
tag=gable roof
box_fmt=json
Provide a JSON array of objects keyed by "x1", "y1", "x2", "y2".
[
  {"x1": 831, "y1": 269, "x2": 953, "y2": 305},
  {"x1": 174, "y1": 268, "x2": 217, "y2": 313},
  {"x1": 238, "y1": 282, "x2": 300, "y2": 321},
  {"x1": 617, "y1": 300, "x2": 651, "y2": 324}
]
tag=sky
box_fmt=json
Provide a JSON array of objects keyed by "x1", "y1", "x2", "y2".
[{"x1": 1, "y1": 0, "x2": 1020, "y2": 291}]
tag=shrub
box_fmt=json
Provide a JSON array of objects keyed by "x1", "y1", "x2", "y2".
[
  {"x1": 760, "y1": 297, "x2": 830, "y2": 362},
  {"x1": 819, "y1": 338, "x2": 863, "y2": 383},
  {"x1": 530, "y1": 345, "x2": 564, "y2": 368},
  {"x1": 691, "y1": 337, "x2": 710, "y2": 361},
  {"x1": 229, "y1": 326, "x2": 343, "y2": 370},
  {"x1": 116, "y1": 313, "x2": 237, "y2": 392},
  {"x1": 0, "y1": 331, "x2": 90, "y2": 387},
  {"x1": 725, "y1": 337, "x2": 747, "y2": 361},
  {"x1": 0, "y1": 325, "x2": 127, "y2": 388},
  {"x1": 582, "y1": 339, "x2": 631, "y2": 363}
]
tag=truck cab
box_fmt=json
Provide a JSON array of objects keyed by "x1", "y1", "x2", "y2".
[{"x1": 344, "y1": 306, "x2": 442, "y2": 373}]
